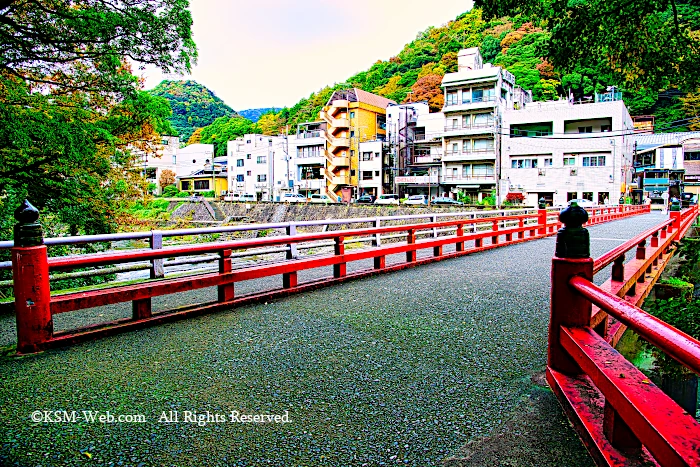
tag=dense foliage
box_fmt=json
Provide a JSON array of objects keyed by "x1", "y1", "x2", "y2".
[
  {"x1": 148, "y1": 80, "x2": 236, "y2": 142},
  {"x1": 0, "y1": 0, "x2": 196, "y2": 239},
  {"x1": 239, "y1": 108, "x2": 280, "y2": 122}
]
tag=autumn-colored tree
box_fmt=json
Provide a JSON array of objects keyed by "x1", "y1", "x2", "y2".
[
  {"x1": 159, "y1": 169, "x2": 176, "y2": 189},
  {"x1": 187, "y1": 127, "x2": 203, "y2": 145},
  {"x1": 257, "y1": 113, "x2": 282, "y2": 135},
  {"x1": 681, "y1": 90, "x2": 700, "y2": 131},
  {"x1": 405, "y1": 74, "x2": 444, "y2": 112},
  {"x1": 536, "y1": 60, "x2": 557, "y2": 80}
]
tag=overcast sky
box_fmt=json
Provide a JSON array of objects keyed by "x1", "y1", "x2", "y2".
[{"x1": 140, "y1": 0, "x2": 474, "y2": 111}]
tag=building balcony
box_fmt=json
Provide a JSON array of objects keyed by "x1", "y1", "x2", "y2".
[
  {"x1": 443, "y1": 122, "x2": 496, "y2": 137},
  {"x1": 329, "y1": 174, "x2": 350, "y2": 185},
  {"x1": 442, "y1": 175, "x2": 496, "y2": 185},
  {"x1": 396, "y1": 175, "x2": 440, "y2": 185},
  {"x1": 332, "y1": 156, "x2": 349, "y2": 167},
  {"x1": 443, "y1": 96, "x2": 498, "y2": 113},
  {"x1": 295, "y1": 156, "x2": 325, "y2": 166},
  {"x1": 327, "y1": 136, "x2": 349, "y2": 150},
  {"x1": 442, "y1": 148, "x2": 496, "y2": 162},
  {"x1": 413, "y1": 155, "x2": 442, "y2": 164},
  {"x1": 298, "y1": 179, "x2": 325, "y2": 190}
]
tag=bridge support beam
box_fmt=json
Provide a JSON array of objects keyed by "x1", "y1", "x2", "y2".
[{"x1": 334, "y1": 237, "x2": 346, "y2": 278}]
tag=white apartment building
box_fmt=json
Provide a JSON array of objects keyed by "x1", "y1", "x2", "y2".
[
  {"x1": 177, "y1": 143, "x2": 215, "y2": 178},
  {"x1": 501, "y1": 96, "x2": 634, "y2": 206},
  {"x1": 227, "y1": 134, "x2": 290, "y2": 201},
  {"x1": 288, "y1": 122, "x2": 327, "y2": 198},
  {"x1": 133, "y1": 135, "x2": 178, "y2": 195},
  {"x1": 440, "y1": 48, "x2": 520, "y2": 203},
  {"x1": 357, "y1": 140, "x2": 384, "y2": 196}
]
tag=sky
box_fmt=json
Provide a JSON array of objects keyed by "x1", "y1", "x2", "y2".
[{"x1": 140, "y1": 0, "x2": 474, "y2": 111}]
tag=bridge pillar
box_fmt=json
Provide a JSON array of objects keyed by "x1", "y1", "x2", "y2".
[
  {"x1": 406, "y1": 229, "x2": 416, "y2": 262},
  {"x1": 670, "y1": 211, "x2": 681, "y2": 233},
  {"x1": 538, "y1": 208, "x2": 547, "y2": 236},
  {"x1": 218, "y1": 249, "x2": 234, "y2": 302},
  {"x1": 491, "y1": 220, "x2": 499, "y2": 245},
  {"x1": 456, "y1": 224, "x2": 465, "y2": 251},
  {"x1": 549, "y1": 204, "x2": 591, "y2": 374},
  {"x1": 12, "y1": 200, "x2": 53, "y2": 354},
  {"x1": 333, "y1": 236, "x2": 346, "y2": 278}
]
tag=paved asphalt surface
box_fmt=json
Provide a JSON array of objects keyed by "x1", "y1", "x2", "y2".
[{"x1": 0, "y1": 212, "x2": 669, "y2": 466}]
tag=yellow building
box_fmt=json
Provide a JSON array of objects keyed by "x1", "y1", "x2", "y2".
[
  {"x1": 319, "y1": 89, "x2": 394, "y2": 198},
  {"x1": 177, "y1": 162, "x2": 228, "y2": 195}
]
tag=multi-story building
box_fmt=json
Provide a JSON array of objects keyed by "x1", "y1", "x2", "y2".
[
  {"x1": 320, "y1": 88, "x2": 394, "y2": 199},
  {"x1": 288, "y1": 122, "x2": 328, "y2": 198},
  {"x1": 177, "y1": 144, "x2": 215, "y2": 179},
  {"x1": 631, "y1": 132, "x2": 700, "y2": 202},
  {"x1": 501, "y1": 93, "x2": 634, "y2": 206},
  {"x1": 226, "y1": 134, "x2": 290, "y2": 201},
  {"x1": 440, "y1": 48, "x2": 518, "y2": 203},
  {"x1": 388, "y1": 103, "x2": 444, "y2": 198},
  {"x1": 357, "y1": 140, "x2": 385, "y2": 197},
  {"x1": 134, "y1": 135, "x2": 178, "y2": 195}
]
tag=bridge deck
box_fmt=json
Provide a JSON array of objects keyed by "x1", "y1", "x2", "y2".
[{"x1": 0, "y1": 213, "x2": 670, "y2": 466}]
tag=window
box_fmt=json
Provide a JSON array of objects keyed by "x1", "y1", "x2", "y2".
[
  {"x1": 350, "y1": 150, "x2": 355, "y2": 158},
  {"x1": 246, "y1": 140, "x2": 251, "y2": 144},
  {"x1": 350, "y1": 111, "x2": 355, "y2": 119},
  {"x1": 601, "y1": 125, "x2": 612, "y2": 132},
  {"x1": 236, "y1": 159, "x2": 244, "y2": 167},
  {"x1": 544, "y1": 158, "x2": 553, "y2": 167},
  {"x1": 246, "y1": 171, "x2": 252, "y2": 176},
  {"x1": 567, "y1": 192, "x2": 578, "y2": 201},
  {"x1": 461, "y1": 89, "x2": 471, "y2": 104},
  {"x1": 446, "y1": 91, "x2": 458, "y2": 105},
  {"x1": 246, "y1": 154, "x2": 251, "y2": 159},
  {"x1": 362, "y1": 152, "x2": 372, "y2": 161},
  {"x1": 257, "y1": 174, "x2": 267, "y2": 182},
  {"x1": 257, "y1": 155, "x2": 267, "y2": 164},
  {"x1": 362, "y1": 171, "x2": 373, "y2": 180},
  {"x1": 563, "y1": 157, "x2": 576, "y2": 166},
  {"x1": 181, "y1": 181, "x2": 190, "y2": 190},
  {"x1": 473, "y1": 139, "x2": 494, "y2": 151},
  {"x1": 450, "y1": 118, "x2": 459, "y2": 129},
  {"x1": 172, "y1": 155, "x2": 176, "y2": 164},
  {"x1": 297, "y1": 146, "x2": 321, "y2": 158},
  {"x1": 462, "y1": 115, "x2": 470, "y2": 128},
  {"x1": 300, "y1": 166, "x2": 322, "y2": 179},
  {"x1": 350, "y1": 130, "x2": 355, "y2": 137},
  {"x1": 473, "y1": 113, "x2": 494, "y2": 127},
  {"x1": 194, "y1": 180, "x2": 209, "y2": 190},
  {"x1": 462, "y1": 165, "x2": 471, "y2": 177},
  {"x1": 350, "y1": 170, "x2": 356, "y2": 177},
  {"x1": 582, "y1": 192, "x2": 593, "y2": 201},
  {"x1": 452, "y1": 143, "x2": 459, "y2": 153},
  {"x1": 578, "y1": 126, "x2": 593, "y2": 133},
  {"x1": 582, "y1": 155, "x2": 606, "y2": 167},
  {"x1": 511, "y1": 158, "x2": 538, "y2": 168},
  {"x1": 375, "y1": 170, "x2": 379, "y2": 176},
  {"x1": 472, "y1": 164, "x2": 494, "y2": 176},
  {"x1": 236, "y1": 174, "x2": 244, "y2": 182},
  {"x1": 463, "y1": 140, "x2": 471, "y2": 152},
  {"x1": 472, "y1": 88, "x2": 484, "y2": 102}
]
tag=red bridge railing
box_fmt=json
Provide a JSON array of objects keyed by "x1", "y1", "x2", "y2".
[
  {"x1": 9, "y1": 201, "x2": 648, "y2": 353},
  {"x1": 547, "y1": 205, "x2": 700, "y2": 466}
]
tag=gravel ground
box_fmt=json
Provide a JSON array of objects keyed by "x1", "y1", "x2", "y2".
[{"x1": 0, "y1": 212, "x2": 668, "y2": 467}]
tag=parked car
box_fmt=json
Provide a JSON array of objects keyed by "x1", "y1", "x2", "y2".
[
  {"x1": 223, "y1": 193, "x2": 257, "y2": 202},
  {"x1": 308, "y1": 194, "x2": 338, "y2": 204},
  {"x1": 403, "y1": 195, "x2": 428, "y2": 205},
  {"x1": 223, "y1": 192, "x2": 241, "y2": 202},
  {"x1": 567, "y1": 198, "x2": 595, "y2": 208},
  {"x1": 282, "y1": 193, "x2": 307, "y2": 203},
  {"x1": 355, "y1": 194, "x2": 376, "y2": 204},
  {"x1": 431, "y1": 196, "x2": 463, "y2": 206},
  {"x1": 681, "y1": 192, "x2": 697, "y2": 207},
  {"x1": 374, "y1": 194, "x2": 400, "y2": 205}
]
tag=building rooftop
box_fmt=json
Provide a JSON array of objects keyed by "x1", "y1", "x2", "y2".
[{"x1": 327, "y1": 88, "x2": 396, "y2": 110}]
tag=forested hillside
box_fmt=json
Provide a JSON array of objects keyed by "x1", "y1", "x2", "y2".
[
  {"x1": 239, "y1": 108, "x2": 280, "y2": 122},
  {"x1": 190, "y1": 7, "x2": 699, "y2": 150},
  {"x1": 148, "y1": 80, "x2": 236, "y2": 142}
]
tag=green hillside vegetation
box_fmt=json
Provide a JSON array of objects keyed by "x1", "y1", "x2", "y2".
[
  {"x1": 148, "y1": 80, "x2": 236, "y2": 142},
  {"x1": 230, "y1": 9, "x2": 697, "y2": 136},
  {"x1": 239, "y1": 107, "x2": 280, "y2": 122},
  {"x1": 190, "y1": 7, "x2": 699, "y2": 152}
]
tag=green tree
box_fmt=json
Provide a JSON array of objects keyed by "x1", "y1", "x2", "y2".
[
  {"x1": 475, "y1": 0, "x2": 700, "y2": 92},
  {"x1": 0, "y1": 0, "x2": 196, "y2": 236}
]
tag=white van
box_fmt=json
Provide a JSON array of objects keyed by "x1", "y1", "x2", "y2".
[{"x1": 374, "y1": 194, "x2": 400, "y2": 205}]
